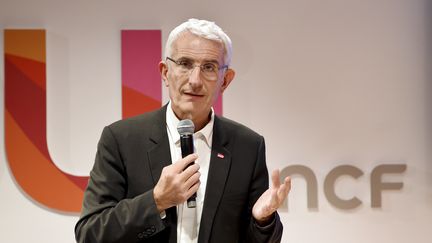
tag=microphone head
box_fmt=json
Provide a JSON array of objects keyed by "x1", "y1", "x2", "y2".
[{"x1": 177, "y1": 119, "x2": 195, "y2": 135}]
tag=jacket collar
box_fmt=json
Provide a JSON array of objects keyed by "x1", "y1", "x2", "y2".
[
  {"x1": 147, "y1": 106, "x2": 232, "y2": 242},
  {"x1": 198, "y1": 116, "x2": 232, "y2": 242}
]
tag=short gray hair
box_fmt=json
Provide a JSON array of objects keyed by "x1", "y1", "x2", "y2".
[{"x1": 164, "y1": 18, "x2": 232, "y2": 66}]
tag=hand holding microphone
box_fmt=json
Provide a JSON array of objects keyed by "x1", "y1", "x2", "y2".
[
  {"x1": 177, "y1": 119, "x2": 197, "y2": 208},
  {"x1": 153, "y1": 119, "x2": 199, "y2": 212}
]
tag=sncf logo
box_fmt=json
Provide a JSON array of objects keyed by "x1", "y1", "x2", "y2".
[{"x1": 4, "y1": 29, "x2": 223, "y2": 213}]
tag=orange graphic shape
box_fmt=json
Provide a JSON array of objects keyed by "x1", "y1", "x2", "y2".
[
  {"x1": 122, "y1": 85, "x2": 161, "y2": 118},
  {"x1": 6, "y1": 107, "x2": 84, "y2": 212},
  {"x1": 4, "y1": 29, "x2": 45, "y2": 63}
]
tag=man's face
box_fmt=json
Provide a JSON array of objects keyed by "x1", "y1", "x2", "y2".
[{"x1": 160, "y1": 31, "x2": 234, "y2": 128}]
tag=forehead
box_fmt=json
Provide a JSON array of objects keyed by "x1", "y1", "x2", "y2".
[{"x1": 171, "y1": 31, "x2": 225, "y2": 62}]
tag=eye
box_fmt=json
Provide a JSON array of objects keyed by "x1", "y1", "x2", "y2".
[
  {"x1": 202, "y1": 63, "x2": 217, "y2": 72},
  {"x1": 177, "y1": 59, "x2": 193, "y2": 69}
]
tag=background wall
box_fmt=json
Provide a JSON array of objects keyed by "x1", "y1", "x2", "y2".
[{"x1": 0, "y1": 0, "x2": 430, "y2": 242}]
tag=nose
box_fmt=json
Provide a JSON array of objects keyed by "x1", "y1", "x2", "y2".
[{"x1": 188, "y1": 66, "x2": 204, "y2": 89}]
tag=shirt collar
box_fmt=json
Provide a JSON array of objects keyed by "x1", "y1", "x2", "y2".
[{"x1": 166, "y1": 101, "x2": 214, "y2": 146}]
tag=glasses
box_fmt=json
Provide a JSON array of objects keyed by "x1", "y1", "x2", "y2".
[{"x1": 166, "y1": 57, "x2": 228, "y2": 81}]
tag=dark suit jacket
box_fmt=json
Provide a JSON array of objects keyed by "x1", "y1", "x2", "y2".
[{"x1": 75, "y1": 106, "x2": 283, "y2": 242}]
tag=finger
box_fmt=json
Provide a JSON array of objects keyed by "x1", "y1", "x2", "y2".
[
  {"x1": 185, "y1": 181, "x2": 201, "y2": 199},
  {"x1": 271, "y1": 169, "x2": 281, "y2": 189},
  {"x1": 277, "y1": 184, "x2": 288, "y2": 202},
  {"x1": 184, "y1": 171, "x2": 201, "y2": 190},
  {"x1": 269, "y1": 187, "x2": 279, "y2": 210},
  {"x1": 277, "y1": 177, "x2": 291, "y2": 201},
  {"x1": 180, "y1": 163, "x2": 200, "y2": 182},
  {"x1": 284, "y1": 176, "x2": 292, "y2": 191},
  {"x1": 174, "y1": 153, "x2": 198, "y2": 171}
]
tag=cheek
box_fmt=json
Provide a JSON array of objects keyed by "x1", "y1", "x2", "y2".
[
  {"x1": 166, "y1": 73, "x2": 179, "y2": 89},
  {"x1": 167, "y1": 78, "x2": 185, "y2": 98},
  {"x1": 206, "y1": 86, "x2": 221, "y2": 103},
  {"x1": 211, "y1": 81, "x2": 223, "y2": 94}
]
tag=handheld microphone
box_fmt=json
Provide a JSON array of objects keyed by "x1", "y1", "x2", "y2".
[{"x1": 177, "y1": 119, "x2": 197, "y2": 208}]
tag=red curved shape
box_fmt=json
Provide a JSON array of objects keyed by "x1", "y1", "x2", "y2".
[
  {"x1": 4, "y1": 29, "x2": 163, "y2": 213},
  {"x1": 5, "y1": 30, "x2": 87, "y2": 213}
]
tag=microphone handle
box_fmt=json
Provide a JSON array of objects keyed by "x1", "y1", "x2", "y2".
[{"x1": 180, "y1": 135, "x2": 197, "y2": 208}]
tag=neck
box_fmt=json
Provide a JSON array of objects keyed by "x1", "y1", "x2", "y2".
[
  {"x1": 170, "y1": 104, "x2": 212, "y2": 132},
  {"x1": 191, "y1": 112, "x2": 212, "y2": 132}
]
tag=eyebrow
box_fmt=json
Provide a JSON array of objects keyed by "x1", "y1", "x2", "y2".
[{"x1": 176, "y1": 56, "x2": 221, "y2": 65}]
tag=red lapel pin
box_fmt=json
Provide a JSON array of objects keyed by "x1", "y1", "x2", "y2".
[{"x1": 217, "y1": 153, "x2": 224, "y2": 159}]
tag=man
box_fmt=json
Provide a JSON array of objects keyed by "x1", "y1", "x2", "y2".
[{"x1": 75, "y1": 18, "x2": 291, "y2": 243}]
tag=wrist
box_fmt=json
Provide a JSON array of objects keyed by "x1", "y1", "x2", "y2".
[
  {"x1": 255, "y1": 213, "x2": 275, "y2": 227},
  {"x1": 153, "y1": 189, "x2": 165, "y2": 213}
]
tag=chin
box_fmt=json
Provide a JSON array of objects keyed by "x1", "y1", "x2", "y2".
[
  {"x1": 180, "y1": 104, "x2": 209, "y2": 118},
  {"x1": 173, "y1": 104, "x2": 194, "y2": 118}
]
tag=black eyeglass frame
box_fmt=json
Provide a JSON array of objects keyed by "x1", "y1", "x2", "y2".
[{"x1": 166, "y1": 57, "x2": 229, "y2": 72}]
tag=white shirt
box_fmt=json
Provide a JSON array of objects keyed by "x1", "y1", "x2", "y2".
[{"x1": 166, "y1": 102, "x2": 214, "y2": 243}]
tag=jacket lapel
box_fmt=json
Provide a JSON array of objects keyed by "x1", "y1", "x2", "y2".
[
  {"x1": 146, "y1": 106, "x2": 177, "y2": 242},
  {"x1": 147, "y1": 109, "x2": 233, "y2": 242},
  {"x1": 147, "y1": 106, "x2": 171, "y2": 183},
  {"x1": 198, "y1": 116, "x2": 232, "y2": 243}
]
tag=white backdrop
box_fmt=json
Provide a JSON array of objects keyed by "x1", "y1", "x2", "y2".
[{"x1": 0, "y1": 0, "x2": 431, "y2": 242}]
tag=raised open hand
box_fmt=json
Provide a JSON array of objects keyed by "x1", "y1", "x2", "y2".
[{"x1": 252, "y1": 169, "x2": 291, "y2": 224}]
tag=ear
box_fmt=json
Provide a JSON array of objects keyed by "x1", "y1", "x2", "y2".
[
  {"x1": 220, "y1": 68, "x2": 235, "y2": 93},
  {"x1": 159, "y1": 61, "x2": 169, "y2": 87}
]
